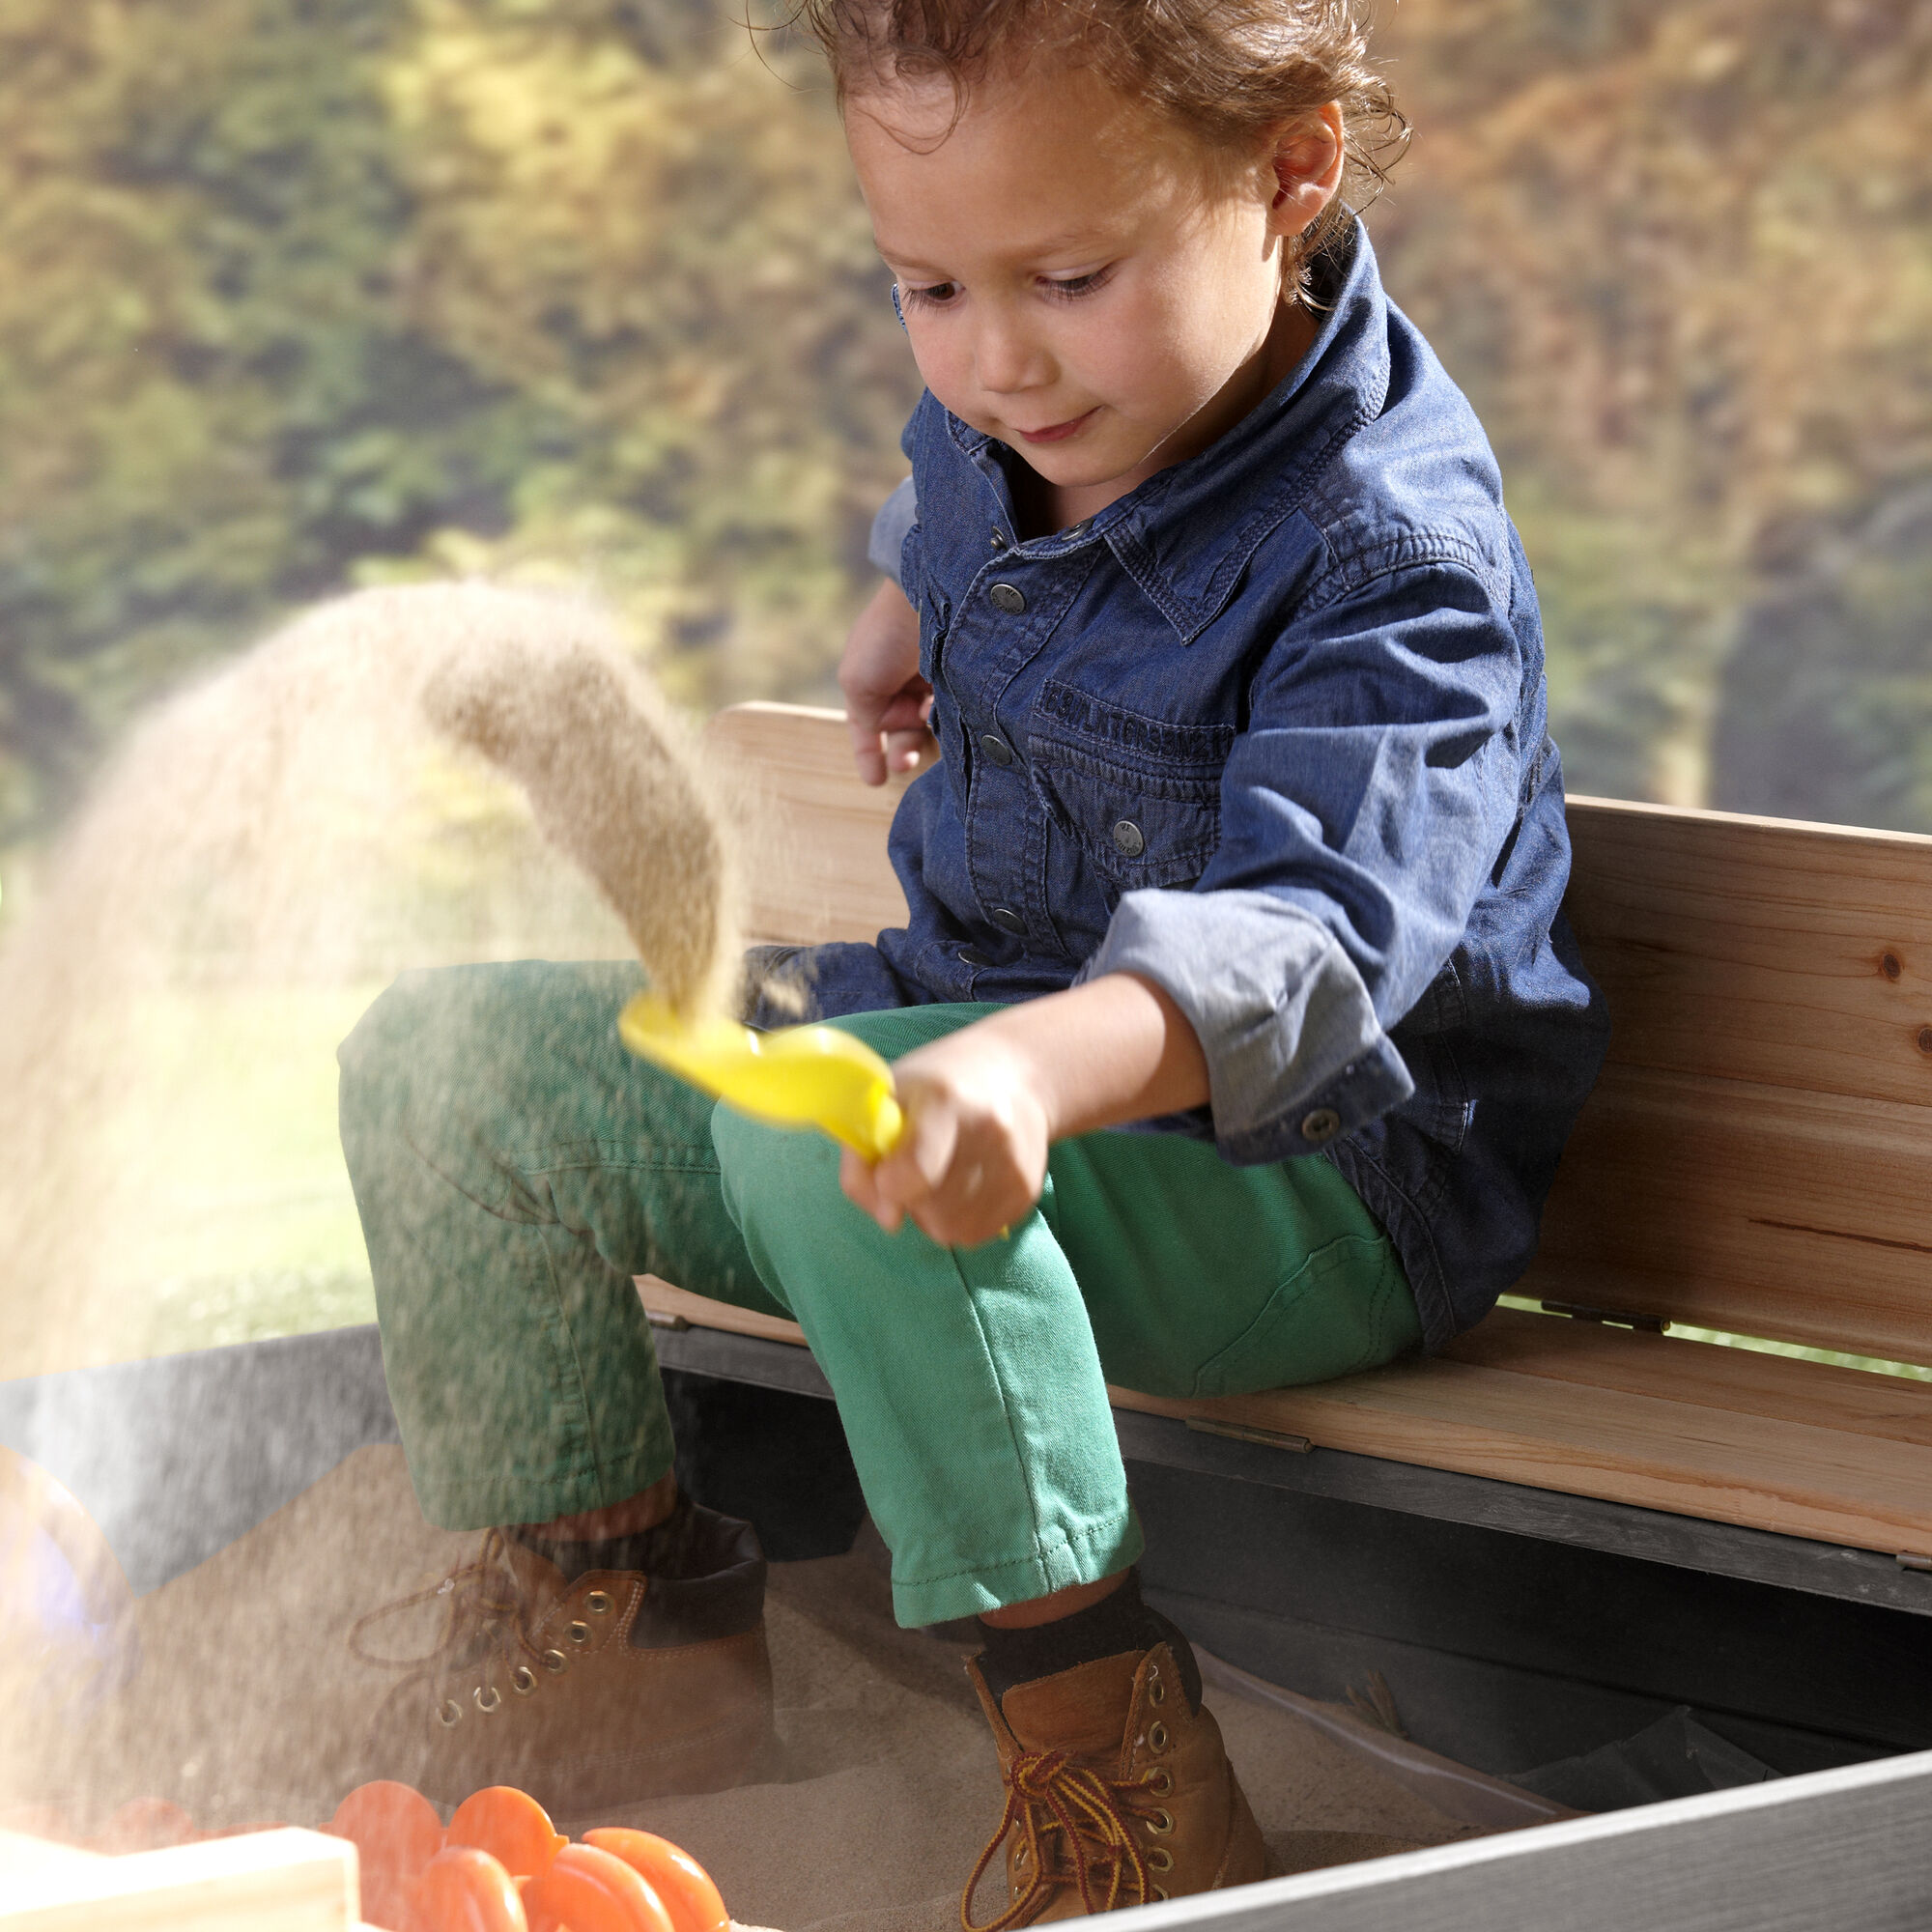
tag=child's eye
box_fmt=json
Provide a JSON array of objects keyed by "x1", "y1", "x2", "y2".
[
  {"x1": 899, "y1": 281, "x2": 959, "y2": 310},
  {"x1": 1040, "y1": 269, "x2": 1112, "y2": 300}
]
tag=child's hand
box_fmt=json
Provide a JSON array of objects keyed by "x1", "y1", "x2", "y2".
[
  {"x1": 838, "y1": 974, "x2": 1211, "y2": 1249},
  {"x1": 839, "y1": 577, "x2": 933, "y2": 785},
  {"x1": 839, "y1": 1029, "x2": 1050, "y2": 1248}
]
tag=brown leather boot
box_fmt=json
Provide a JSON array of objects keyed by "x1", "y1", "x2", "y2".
[
  {"x1": 963, "y1": 1641, "x2": 1267, "y2": 1926},
  {"x1": 354, "y1": 1503, "x2": 778, "y2": 1817}
]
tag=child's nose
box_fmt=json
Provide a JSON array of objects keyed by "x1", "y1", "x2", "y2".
[{"x1": 973, "y1": 310, "x2": 1051, "y2": 396}]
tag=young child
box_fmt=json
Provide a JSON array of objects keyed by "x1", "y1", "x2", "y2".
[{"x1": 338, "y1": 0, "x2": 1607, "y2": 1918}]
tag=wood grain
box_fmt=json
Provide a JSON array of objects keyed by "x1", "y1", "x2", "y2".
[
  {"x1": 637, "y1": 1280, "x2": 1932, "y2": 1557},
  {"x1": 706, "y1": 703, "x2": 924, "y2": 947},
  {"x1": 1566, "y1": 795, "x2": 1932, "y2": 1109},
  {"x1": 1524, "y1": 1063, "x2": 1932, "y2": 1363}
]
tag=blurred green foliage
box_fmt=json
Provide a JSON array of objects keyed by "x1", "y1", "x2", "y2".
[{"x1": 1, "y1": 0, "x2": 1928, "y2": 842}]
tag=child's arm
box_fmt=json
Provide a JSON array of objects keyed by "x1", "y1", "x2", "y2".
[
  {"x1": 840, "y1": 972, "x2": 1208, "y2": 1247},
  {"x1": 839, "y1": 577, "x2": 933, "y2": 784}
]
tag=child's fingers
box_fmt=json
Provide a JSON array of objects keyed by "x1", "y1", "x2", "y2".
[
  {"x1": 845, "y1": 714, "x2": 890, "y2": 787},
  {"x1": 839, "y1": 1146, "x2": 902, "y2": 1233}
]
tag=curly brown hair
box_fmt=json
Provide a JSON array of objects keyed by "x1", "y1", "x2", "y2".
[{"x1": 792, "y1": 0, "x2": 1407, "y2": 271}]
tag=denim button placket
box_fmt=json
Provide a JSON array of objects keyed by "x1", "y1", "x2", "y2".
[{"x1": 987, "y1": 582, "x2": 1027, "y2": 614}]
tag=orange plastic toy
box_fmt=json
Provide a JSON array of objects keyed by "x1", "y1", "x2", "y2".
[
  {"x1": 329, "y1": 1780, "x2": 447, "y2": 1929},
  {"x1": 583, "y1": 1829, "x2": 731, "y2": 1932},
  {"x1": 313, "y1": 1777, "x2": 726, "y2": 1932},
  {"x1": 524, "y1": 1843, "x2": 676, "y2": 1932},
  {"x1": 444, "y1": 1786, "x2": 568, "y2": 1880},
  {"x1": 408, "y1": 1846, "x2": 528, "y2": 1932}
]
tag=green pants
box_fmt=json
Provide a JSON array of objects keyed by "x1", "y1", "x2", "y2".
[{"x1": 338, "y1": 961, "x2": 1420, "y2": 1627}]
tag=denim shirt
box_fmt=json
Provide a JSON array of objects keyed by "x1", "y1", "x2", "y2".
[{"x1": 768, "y1": 223, "x2": 1608, "y2": 1350}]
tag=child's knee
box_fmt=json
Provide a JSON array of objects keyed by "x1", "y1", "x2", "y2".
[
  {"x1": 338, "y1": 962, "x2": 554, "y2": 1148},
  {"x1": 710, "y1": 1103, "x2": 847, "y2": 1236}
]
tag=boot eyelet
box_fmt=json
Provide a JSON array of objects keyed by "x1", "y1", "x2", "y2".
[
  {"x1": 1149, "y1": 1769, "x2": 1173, "y2": 1797},
  {"x1": 436, "y1": 1698, "x2": 463, "y2": 1727},
  {"x1": 1153, "y1": 1886, "x2": 1169, "y2": 1902},
  {"x1": 1150, "y1": 1675, "x2": 1165, "y2": 1705},
  {"x1": 1148, "y1": 1720, "x2": 1170, "y2": 1752},
  {"x1": 543, "y1": 1648, "x2": 568, "y2": 1673},
  {"x1": 1147, "y1": 1808, "x2": 1174, "y2": 1836},
  {"x1": 567, "y1": 1620, "x2": 591, "y2": 1646},
  {"x1": 474, "y1": 1684, "x2": 502, "y2": 1714},
  {"x1": 585, "y1": 1589, "x2": 613, "y2": 1615},
  {"x1": 1148, "y1": 1847, "x2": 1174, "y2": 1874},
  {"x1": 1013, "y1": 1844, "x2": 1028, "y2": 1867},
  {"x1": 510, "y1": 1665, "x2": 537, "y2": 1695}
]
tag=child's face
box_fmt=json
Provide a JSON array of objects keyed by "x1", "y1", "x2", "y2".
[{"x1": 847, "y1": 65, "x2": 1335, "y2": 512}]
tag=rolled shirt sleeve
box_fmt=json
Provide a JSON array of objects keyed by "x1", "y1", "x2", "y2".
[
  {"x1": 1083, "y1": 557, "x2": 1525, "y2": 1163},
  {"x1": 867, "y1": 475, "x2": 919, "y2": 585}
]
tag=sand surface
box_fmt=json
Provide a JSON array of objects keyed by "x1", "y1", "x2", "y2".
[{"x1": 9, "y1": 1446, "x2": 1486, "y2": 1927}]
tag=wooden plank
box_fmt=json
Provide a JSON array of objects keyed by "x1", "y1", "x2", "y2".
[
  {"x1": 1154, "y1": 1747, "x2": 1932, "y2": 1932},
  {"x1": 638, "y1": 1274, "x2": 809, "y2": 1348},
  {"x1": 1566, "y1": 795, "x2": 1932, "y2": 1108},
  {"x1": 1444, "y1": 1307, "x2": 1932, "y2": 1448},
  {"x1": 0, "y1": 1828, "x2": 362, "y2": 1932},
  {"x1": 705, "y1": 702, "x2": 925, "y2": 947},
  {"x1": 1525, "y1": 1062, "x2": 1932, "y2": 1363},
  {"x1": 637, "y1": 1280, "x2": 1932, "y2": 1558},
  {"x1": 1114, "y1": 1358, "x2": 1932, "y2": 1556}
]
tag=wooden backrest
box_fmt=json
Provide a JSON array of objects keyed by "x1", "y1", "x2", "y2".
[{"x1": 706, "y1": 702, "x2": 1932, "y2": 1368}]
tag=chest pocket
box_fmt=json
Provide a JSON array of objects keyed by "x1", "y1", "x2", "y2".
[{"x1": 1025, "y1": 680, "x2": 1231, "y2": 892}]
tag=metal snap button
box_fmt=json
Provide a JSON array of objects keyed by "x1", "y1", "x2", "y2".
[
  {"x1": 1111, "y1": 819, "x2": 1145, "y2": 857},
  {"x1": 1065, "y1": 518, "x2": 1093, "y2": 538},
  {"x1": 990, "y1": 528, "x2": 1008, "y2": 549},
  {"x1": 1301, "y1": 1107, "x2": 1343, "y2": 1145},
  {"x1": 980, "y1": 732, "x2": 1015, "y2": 768},
  {"x1": 988, "y1": 582, "x2": 1027, "y2": 614},
  {"x1": 989, "y1": 906, "x2": 1026, "y2": 935},
  {"x1": 959, "y1": 949, "x2": 990, "y2": 969}
]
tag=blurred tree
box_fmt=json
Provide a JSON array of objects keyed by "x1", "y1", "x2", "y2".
[
  {"x1": 0, "y1": 0, "x2": 562, "y2": 839},
  {"x1": 1711, "y1": 484, "x2": 1932, "y2": 829},
  {"x1": 1376, "y1": 0, "x2": 1932, "y2": 809},
  {"x1": 0, "y1": 0, "x2": 917, "y2": 846},
  {"x1": 374, "y1": 0, "x2": 917, "y2": 706}
]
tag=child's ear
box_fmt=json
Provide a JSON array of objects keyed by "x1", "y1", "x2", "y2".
[{"x1": 1265, "y1": 102, "x2": 1346, "y2": 236}]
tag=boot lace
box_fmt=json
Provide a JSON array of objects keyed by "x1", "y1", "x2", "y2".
[
  {"x1": 349, "y1": 1529, "x2": 555, "y2": 1719},
  {"x1": 962, "y1": 1747, "x2": 1167, "y2": 1929}
]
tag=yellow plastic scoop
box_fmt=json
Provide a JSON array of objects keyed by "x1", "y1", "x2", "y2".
[{"x1": 618, "y1": 994, "x2": 905, "y2": 1161}]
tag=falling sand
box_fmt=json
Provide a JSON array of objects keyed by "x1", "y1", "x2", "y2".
[{"x1": 0, "y1": 580, "x2": 743, "y2": 1378}]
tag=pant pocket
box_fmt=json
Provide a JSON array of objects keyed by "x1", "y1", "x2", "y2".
[{"x1": 1188, "y1": 1236, "x2": 1418, "y2": 1398}]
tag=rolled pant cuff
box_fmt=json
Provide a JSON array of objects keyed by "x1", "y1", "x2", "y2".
[{"x1": 888, "y1": 1508, "x2": 1145, "y2": 1629}]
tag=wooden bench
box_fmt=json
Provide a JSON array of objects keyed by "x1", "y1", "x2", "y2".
[{"x1": 642, "y1": 701, "x2": 1932, "y2": 1572}]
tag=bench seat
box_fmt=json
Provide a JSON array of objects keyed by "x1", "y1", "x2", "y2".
[{"x1": 663, "y1": 703, "x2": 1932, "y2": 1568}]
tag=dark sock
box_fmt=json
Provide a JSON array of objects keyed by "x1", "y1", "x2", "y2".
[
  {"x1": 975, "y1": 1569, "x2": 1202, "y2": 1712},
  {"x1": 510, "y1": 1493, "x2": 710, "y2": 1584}
]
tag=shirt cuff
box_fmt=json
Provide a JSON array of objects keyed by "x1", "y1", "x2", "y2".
[
  {"x1": 1083, "y1": 889, "x2": 1415, "y2": 1163},
  {"x1": 867, "y1": 475, "x2": 918, "y2": 584}
]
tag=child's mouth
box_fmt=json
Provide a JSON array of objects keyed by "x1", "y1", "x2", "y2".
[{"x1": 1014, "y1": 409, "x2": 1097, "y2": 445}]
